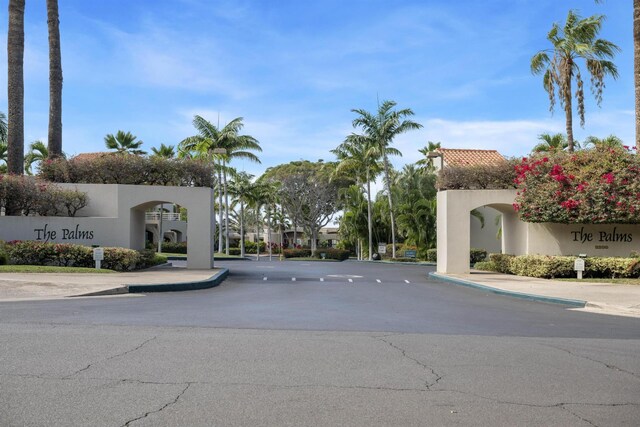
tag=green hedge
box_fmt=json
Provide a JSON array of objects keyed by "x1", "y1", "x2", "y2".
[
  {"x1": 4, "y1": 241, "x2": 163, "y2": 271},
  {"x1": 283, "y1": 248, "x2": 312, "y2": 258},
  {"x1": 316, "y1": 248, "x2": 350, "y2": 261},
  {"x1": 161, "y1": 242, "x2": 187, "y2": 254},
  {"x1": 476, "y1": 253, "x2": 640, "y2": 279},
  {"x1": 425, "y1": 248, "x2": 487, "y2": 263}
]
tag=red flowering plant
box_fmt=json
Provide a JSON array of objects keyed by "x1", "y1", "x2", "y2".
[{"x1": 513, "y1": 145, "x2": 640, "y2": 223}]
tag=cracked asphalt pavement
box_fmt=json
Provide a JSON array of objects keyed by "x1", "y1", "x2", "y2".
[{"x1": 1, "y1": 261, "x2": 639, "y2": 426}]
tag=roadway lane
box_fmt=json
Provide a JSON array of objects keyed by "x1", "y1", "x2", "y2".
[{"x1": 0, "y1": 260, "x2": 639, "y2": 338}]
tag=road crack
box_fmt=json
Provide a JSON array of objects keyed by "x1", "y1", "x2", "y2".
[
  {"x1": 374, "y1": 335, "x2": 443, "y2": 390},
  {"x1": 541, "y1": 343, "x2": 640, "y2": 380},
  {"x1": 122, "y1": 382, "x2": 191, "y2": 426},
  {"x1": 64, "y1": 336, "x2": 157, "y2": 378}
]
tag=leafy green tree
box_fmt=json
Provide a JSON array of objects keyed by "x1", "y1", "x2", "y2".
[
  {"x1": 150, "y1": 143, "x2": 176, "y2": 158},
  {"x1": 229, "y1": 172, "x2": 255, "y2": 257},
  {"x1": 531, "y1": 10, "x2": 619, "y2": 152},
  {"x1": 104, "y1": 130, "x2": 146, "y2": 155},
  {"x1": 337, "y1": 185, "x2": 369, "y2": 259},
  {"x1": 0, "y1": 142, "x2": 7, "y2": 173},
  {"x1": 349, "y1": 100, "x2": 422, "y2": 258},
  {"x1": 532, "y1": 133, "x2": 568, "y2": 153}
]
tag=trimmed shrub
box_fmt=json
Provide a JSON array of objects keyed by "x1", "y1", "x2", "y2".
[
  {"x1": 437, "y1": 159, "x2": 518, "y2": 191},
  {"x1": 283, "y1": 248, "x2": 312, "y2": 258},
  {"x1": 470, "y1": 248, "x2": 487, "y2": 263},
  {"x1": 489, "y1": 253, "x2": 515, "y2": 274},
  {"x1": 509, "y1": 255, "x2": 575, "y2": 279},
  {"x1": 244, "y1": 241, "x2": 266, "y2": 254},
  {"x1": 161, "y1": 242, "x2": 188, "y2": 254},
  {"x1": 423, "y1": 248, "x2": 487, "y2": 263},
  {"x1": 474, "y1": 261, "x2": 499, "y2": 272},
  {"x1": 0, "y1": 175, "x2": 88, "y2": 217},
  {"x1": 228, "y1": 248, "x2": 241, "y2": 256},
  {"x1": 316, "y1": 248, "x2": 350, "y2": 261},
  {"x1": 39, "y1": 155, "x2": 215, "y2": 188},
  {"x1": 4, "y1": 241, "x2": 153, "y2": 272}
]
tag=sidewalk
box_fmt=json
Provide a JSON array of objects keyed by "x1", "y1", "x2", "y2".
[
  {"x1": 0, "y1": 266, "x2": 222, "y2": 302},
  {"x1": 430, "y1": 271, "x2": 640, "y2": 318}
]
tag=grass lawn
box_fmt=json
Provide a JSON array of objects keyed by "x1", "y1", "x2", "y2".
[
  {"x1": 558, "y1": 278, "x2": 640, "y2": 285},
  {"x1": 0, "y1": 265, "x2": 116, "y2": 273}
]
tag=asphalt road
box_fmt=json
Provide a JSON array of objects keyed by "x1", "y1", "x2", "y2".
[{"x1": 1, "y1": 260, "x2": 639, "y2": 426}]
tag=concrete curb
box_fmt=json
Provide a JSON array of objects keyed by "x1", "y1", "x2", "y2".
[
  {"x1": 428, "y1": 272, "x2": 587, "y2": 308},
  {"x1": 127, "y1": 268, "x2": 229, "y2": 293},
  {"x1": 166, "y1": 256, "x2": 249, "y2": 261},
  {"x1": 350, "y1": 259, "x2": 436, "y2": 266}
]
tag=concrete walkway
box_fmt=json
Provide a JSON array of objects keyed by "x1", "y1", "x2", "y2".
[
  {"x1": 431, "y1": 271, "x2": 640, "y2": 318},
  {"x1": 0, "y1": 267, "x2": 220, "y2": 301}
]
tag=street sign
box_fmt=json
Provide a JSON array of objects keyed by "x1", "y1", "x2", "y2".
[
  {"x1": 404, "y1": 250, "x2": 417, "y2": 258},
  {"x1": 378, "y1": 244, "x2": 387, "y2": 254}
]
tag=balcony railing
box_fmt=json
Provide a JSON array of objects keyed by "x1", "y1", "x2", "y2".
[{"x1": 145, "y1": 212, "x2": 182, "y2": 221}]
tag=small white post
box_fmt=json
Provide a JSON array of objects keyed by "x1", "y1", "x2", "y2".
[
  {"x1": 574, "y1": 257, "x2": 585, "y2": 280},
  {"x1": 93, "y1": 247, "x2": 104, "y2": 270}
]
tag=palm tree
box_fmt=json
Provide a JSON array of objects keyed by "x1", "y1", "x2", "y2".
[
  {"x1": 0, "y1": 112, "x2": 7, "y2": 145},
  {"x1": 350, "y1": 100, "x2": 422, "y2": 258},
  {"x1": 47, "y1": 0, "x2": 63, "y2": 158},
  {"x1": 583, "y1": 134, "x2": 624, "y2": 149},
  {"x1": 104, "y1": 130, "x2": 146, "y2": 155},
  {"x1": 150, "y1": 143, "x2": 175, "y2": 158},
  {"x1": 24, "y1": 140, "x2": 50, "y2": 175},
  {"x1": 229, "y1": 172, "x2": 254, "y2": 258},
  {"x1": 180, "y1": 115, "x2": 261, "y2": 255},
  {"x1": 332, "y1": 134, "x2": 382, "y2": 260},
  {"x1": 531, "y1": 10, "x2": 619, "y2": 152},
  {"x1": 416, "y1": 141, "x2": 442, "y2": 172},
  {"x1": 7, "y1": 0, "x2": 25, "y2": 175},
  {"x1": 532, "y1": 133, "x2": 568, "y2": 153}
]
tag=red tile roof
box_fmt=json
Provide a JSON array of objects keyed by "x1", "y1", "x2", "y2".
[{"x1": 438, "y1": 148, "x2": 505, "y2": 167}]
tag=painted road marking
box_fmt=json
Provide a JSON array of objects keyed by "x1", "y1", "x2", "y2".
[
  {"x1": 320, "y1": 278, "x2": 324, "y2": 282},
  {"x1": 292, "y1": 277, "x2": 296, "y2": 281},
  {"x1": 404, "y1": 280, "x2": 410, "y2": 284},
  {"x1": 263, "y1": 277, "x2": 267, "y2": 281},
  {"x1": 348, "y1": 278, "x2": 353, "y2": 283},
  {"x1": 376, "y1": 279, "x2": 382, "y2": 283}
]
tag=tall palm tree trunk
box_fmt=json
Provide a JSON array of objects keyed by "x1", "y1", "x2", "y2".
[
  {"x1": 47, "y1": 0, "x2": 62, "y2": 158},
  {"x1": 564, "y1": 70, "x2": 575, "y2": 152},
  {"x1": 217, "y1": 165, "x2": 223, "y2": 252},
  {"x1": 7, "y1": 0, "x2": 25, "y2": 175},
  {"x1": 382, "y1": 155, "x2": 397, "y2": 258},
  {"x1": 366, "y1": 170, "x2": 373, "y2": 260},
  {"x1": 635, "y1": 0, "x2": 640, "y2": 151},
  {"x1": 240, "y1": 201, "x2": 245, "y2": 258},
  {"x1": 255, "y1": 209, "x2": 261, "y2": 261},
  {"x1": 267, "y1": 207, "x2": 272, "y2": 261},
  {"x1": 223, "y1": 162, "x2": 230, "y2": 255}
]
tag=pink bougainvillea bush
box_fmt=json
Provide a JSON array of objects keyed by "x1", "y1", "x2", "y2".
[{"x1": 513, "y1": 145, "x2": 640, "y2": 223}]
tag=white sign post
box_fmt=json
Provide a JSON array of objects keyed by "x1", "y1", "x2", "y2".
[
  {"x1": 93, "y1": 247, "x2": 104, "y2": 270},
  {"x1": 574, "y1": 258, "x2": 585, "y2": 280}
]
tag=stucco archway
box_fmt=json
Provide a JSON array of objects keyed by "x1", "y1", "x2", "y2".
[{"x1": 437, "y1": 189, "x2": 519, "y2": 274}]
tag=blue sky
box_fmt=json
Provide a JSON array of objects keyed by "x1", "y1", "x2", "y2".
[{"x1": 0, "y1": 0, "x2": 635, "y2": 178}]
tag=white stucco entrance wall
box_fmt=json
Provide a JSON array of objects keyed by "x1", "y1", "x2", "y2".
[
  {"x1": 0, "y1": 184, "x2": 215, "y2": 269},
  {"x1": 437, "y1": 189, "x2": 521, "y2": 274}
]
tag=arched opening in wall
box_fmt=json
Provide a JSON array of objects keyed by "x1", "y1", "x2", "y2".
[
  {"x1": 132, "y1": 200, "x2": 189, "y2": 252},
  {"x1": 470, "y1": 203, "x2": 520, "y2": 258}
]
